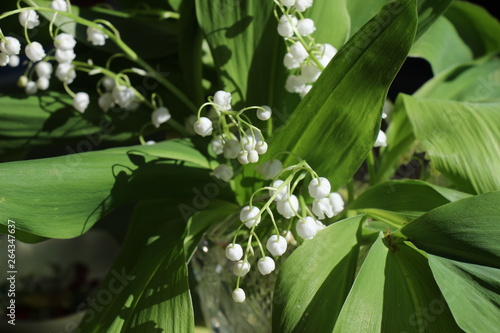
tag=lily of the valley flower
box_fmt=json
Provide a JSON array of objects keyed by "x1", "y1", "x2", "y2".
[
  {"x1": 223, "y1": 139, "x2": 241, "y2": 159},
  {"x1": 225, "y1": 243, "x2": 243, "y2": 261},
  {"x1": 55, "y1": 49, "x2": 76, "y2": 63},
  {"x1": 233, "y1": 260, "x2": 251, "y2": 277},
  {"x1": 36, "y1": 76, "x2": 50, "y2": 90},
  {"x1": 277, "y1": 15, "x2": 297, "y2": 38},
  {"x1": 19, "y1": 10, "x2": 40, "y2": 29},
  {"x1": 296, "y1": 216, "x2": 318, "y2": 239},
  {"x1": 256, "y1": 159, "x2": 282, "y2": 180},
  {"x1": 87, "y1": 25, "x2": 109, "y2": 46},
  {"x1": 98, "y1": 93, "x2": 114, "y2": 112},
  {"x1": 0, "y1": 53, "x2": 9, "y2": 66},
  {"x1": 295, "y1": 0, "x2": 314, "y2": 12},
  {"x1": 151, "y1": 107, "x2": 171, "y2": 128},
  {"x1": 240, "y1": 205, "x2": 261, "y2": 228},
  {"x1": 50, "y1": 0, "x2": 68, "y2": 12},
  {"x1": 232, "y1": 288, "x2": 246, "y2": 303},
  {"x1": 374, "y1": 130, "x2": 387, "y2": 147},
  {"x1": 308, "y1": 177, "x2": 331, "y2": 199},
  {"x1": 54, "y1": 33, "x2": 76, "y2": 51},
  {"x1": 213, "y1": 90, "x2": 232, "y2": 111},
  {"x1": 0, "y1": 37, "x2": 21, "y2": 55},
  {"x1": 257, "y1": 106, "x2": 272, "y2": 121},
  {"x1": 257, "y1": 256, "x2": 276, "y2": 275},
  {"x1": 35, "y1": 61, "x2": 53, "y2": 78},
  {"x1": 276, "y1": 194, "x2": 299, "y2": 219},
  {"x1": 297, "y1": 18, "x2": 316, "y2": 36},
  {"x1": 25, "y1": 81, "x2": 37, "y2": 95},
  {"x1": 266, "y1": 235, "x2": 287, "y2": 256},
  {"x1": 112, "y1": 85, "x2": 136, "y2": 108},
  {"x1": 211, "y1": 164, "x2": 233, "y2": 182},
  {"x1": 193, "y1": 117, "x2": 213, "y2": 137},
  {"x1": 25, "y1": 42, "x2": 46, "y2": 62},
  {"x1": 56, "y1": 63, "x2": 76, "y2": 83},
  {"x1": 73, "y1": 92, "x2": 90, "y2": 113}
]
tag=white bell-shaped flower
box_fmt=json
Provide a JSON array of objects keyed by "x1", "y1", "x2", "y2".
[
  {"x1": 8, "y1": 55, "x2": 20, "y2": 67},
  {"x1": 299, "y1": 85, "x2": 313, "y2": 98},
  {"x1": 280, "y1": 0, "x2": 295, "y2": 7},
  {"x1": 54, "y1": 33, "x2": 76, "y2": 51},
  {"x1": 51, "y1": 0, "x2": 68, "y2": 12},
  {"x1": 315, "y1": 220, "x2": 326, "y2": 232},
  {"x1": 25, "y1": 42, "x2": 46, "y2": 62},
  {"x1": 297, "y1": 18, "x2": 316, "y2": 36},
  {"x1": 223, "y1": 139, "x2": 241, "y2": 159},
  {"x1": 277, "y1": 15, "x2": 298, "y2": 38},
  {"x1": 0, "y1": 37, "x2": 21, "y2": 55},
  {"x1": 232, "y1": 288, "x2": 246, "y2": 303},
  {"x1": 210, "y1": 135, "x2": 224, "y2": 155},
  {"x1": 87, "y1": 25, "x2": 109, "y2": 46},
  {"x1": 296, "y1": 216, "x2": 318, "y2": 239},
  {"x1": 256, "y1": 159, "x2": 282, "y2": 180},
  {"x1": 237, "y1": 150, "x2": 249, "y2": 165},
  {"x1": 19, "y1": 10, "x2": 40, "y2": 29},
  {"x1": 374, "y1": 130, "x2": 387, "y2": 147},
  {"x1": 98, "y1": 93, "x2": 114, "y2": 112},
  {"x1": 290, "y1": 42, "x2": 308, "y2": 62},
  {"x1": 112, "y1": 85, "x2": 136, "y2": 108},
  {"x1": 151, "y1": 107, "x2": 171, "y2": 128},
  {"x1": 255, "y1": 141, "x2": 268, "y2": 155},
  {"x1": 258, "y1": 256, "x2": 276, "y2": 275},
  {"x1": 285, "y1": 75, "x2": 306, "y2": 93},
  {"x1": 308, "y1": 177, "x2": 331, "y2": 199},
  {"x1": 36, "y1": 77, "x2": 50, "y2": 90},
  {"x1": 213, "y1": 90, "x2": 232, "y2": 111},
  {"x1": 312, "y1": 197, "x2": 334, "y2": 220},
  {"x1": 283, "y1": 53, "x2": 300, "y2": 69},
  {"x1": 55, "y1": 63, "x2": 76, "y2": 84},
  {"x1": 225, "y1": 243, "x2": 243, "y2": 261},
  {"x1": 102, "y1": 76, "x2": 115, "y2": 91},
  {"x1": 269, "y1": 179, "x2": 288, "y2": 201},
  {"x1": 0, "y1": 54, "x2": 9, "y2": 67},
  {"x1": 248, "y1": 150, "x2": 259, "y2": 163},
  {"x1": 211, "y1": 164, "x2": 233, "y2": 182},
  {"x1": 25, "y1": 81, "x2": 37, "y2": 95},
  {"x1": 295, "y1": 0, "x2": 314, "y2": 12},
  {"x1": 73, "y1": 92, "x2": 90, "y2": 113},
  {"x1": 233, "y1": 260, "x2": 250, "y2": 277},
  {"x1": 277, "y1": 194, "x2": 299, "y2": 219},
  {"x1": 300, "y1": 64, "x2": 322, "y2": 83},
  {"x1": 240, "y1": 205, "x2": 261, "y2": 228},
  {"x1": 328, "y1": 192, "x2": 344, "y2": 215},
  {"x1": 55, "y1": 49, "x2": 76, "y2": 63},
  {"x1": 193, "y1": 117, "x2": 213, "y2": 137},
  {"x1": 316, "y1": 43, "x2": 337, "y2": 68},
  {"x1": 266, "y1": 235, "x2": 287, "y2": 256},
  {"x1": 35, "y1": 61, "x2": 53, "y2": 78},
  {"x1": 257, "y1": 105, "x2": 272, "y2": 121}
]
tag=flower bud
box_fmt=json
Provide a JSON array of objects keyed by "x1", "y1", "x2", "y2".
[
  {"x1": 0, "y1": 37, "x2": 21, "y2": 55},
  {"x1": 8, "y1": 55, "x2": 20, "y2": 67},
  {"x1": 255, "y1": 141, "x2": 268, "y2": 155},
  {"x1": 296, "y1": 216, "x2": 318, "y2": 239},
  {"x1": 233, "y1": 260, "x2": 250, "y2": 277},
  {"x1": 98, "y1": 92, "x2": 114, "y2": 112},
  {"x1": 257, "y1": 105, "x2": 272, "y2": 121},
  {"x1": 248, "y1": 149, "x2": 259, "y2": 163},
  {"x1": 35, "y1": 61, "x2": 53, "y2": 78},
  {"x1": 277, "y1": 15, "x2": 297, "y2": 38},
  {"x1": 295, "y1": 0, "x2": 313, "y2": 12},
  {"x1": 232, "y1": 288, "x2": 246, "y2": 303},
  {"x1": 266, "y1": 235, "x2": 287, "y2": 256},
  {"x1": 240, "y1": 205, "x2": 261, "y2": 228},
  {"x1": 0, "y1": 53, "x2": 9, "y2": 67},
  {"x1": 56, "y1": 63, "x2": 76, "y2": 84},
  {"x1": 213, "y1": 90, "x2": 232, "y2": 111},
  {"x1": 290, "y1": 43, "x2": 308, "y2": 62},
  {"x1": 211, "y1": 164, "x2": 233, "y2": 182},
  {"x1": 283, "y1": 53, "x2": 300, "y2": 69},
  {"x1": 25, "y1": 81, "x2": 37, "y2": 95},
  {"x1": 269, "y1": 179, "x2": 288, "y2": 201},
  {"x1": 237, "y1": 150, "x2": 249, "y2": 164},
  {"x1": 55, "y1": 49, "x2": 76, "y2": 63},
  {"x1": 17, "y1": 76, "x2": 28, "y2": 88},
  {"x1": 277, "y1": 194, "x2": 299, "y2": 219},
  {"x1": 73, "y1": 92, "x2": 90, "y2": 113},
  {"x1": 19, "y1": 10, "x2": 40, "y2": 29},
  {"x1": 151, "y1": 107, "x2": 171, "y2": 128},
  {"x1": 36, "y1": 77, "x2": 50, "y2": 90},
  {"x1": 102, "y1": 76, "x2": 115, "y2": 91},
  {"x1": 51, "y1": 0, "x2": 68, "y2": 12},
  {"x1": 54, "y1": 33, "x2": 76, "y2": 51},
  {"x1": 193, "y1": 117, "x2": 213, "y2": 137},
  {"x1": 308, "y1": 177, "x2": 331, "y2": 199},
  {"x1": 225, "y1": 243, "x2": 243, "y2": 261},
  {"x1": 285, "y1": 75, "x2": 306, "y2": 93},
  {"x1": 258, "y1": 256, "x2": 276, "y2": 275},
  {"x1": 297, "y1": 18, "x2": 316, "y2": 36},
  {"x1": 223, "y1": 139, "x2": 241, "y2": 159},
  {"x1": 25, "y1": 42, "x2": 46, "y2": 62},
  {"x1": 87, "y1": 25, "x2": 109, "y2": 46}
]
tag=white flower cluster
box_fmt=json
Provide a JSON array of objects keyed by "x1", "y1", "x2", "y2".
[
  {"x1": 274, "y1": 0, "x2": 337, "y2": 98},
  {"x1": 227, "y1": 160, "x2": 344, "y2": 302},
  {"x1": 194, "y1": 91, "x2": 273, "y2": 182}
]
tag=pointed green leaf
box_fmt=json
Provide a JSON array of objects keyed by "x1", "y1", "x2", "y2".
[
  {"x1": 402, "y1": 191, "x2": 500, "y2": 269},
  {"x1": 402, "y1": 95, "x2": 500, "y2": 194},
  {"x1": 334, "y1": 237, "x2": 459, "y2": 332},
  {"x1": 267, "y1": 0, "x2": 417, "y2": 190},
  {"x1": 78, "y1": 200, "x2": 194, "y2": 332},
  {"x1": 272, "y1": 216, "x2": 363, "y2": 332},
  {"x1": 428, "y1": 255, "x2": 500, "y2": 332}
]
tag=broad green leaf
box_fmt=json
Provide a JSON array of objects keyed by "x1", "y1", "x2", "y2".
[
  {"x1": 78, "y1": 200, "x2": 194, "y2": 332},
  {"x1": 306, "y1": 1, "x2": 350, "y2": 48},
  {"x1": 350, "y1": 180, "x2": 471, "y2": 213},
  {"x1": 444, "y1": 1, "x2": 500, "y2": 58},
  {"x1": 0, "y1": 93, "x2": 144, "y2": 158},
  {"x1": 272, "y1": 215, "x2": 363, "y2": 332},
  {"x1": 0, "y1": 139, "x2": 230, "y2": 240},
  {"x1": 403, "y1": 95, "x2": 500, "y2": 194},
  {"x1": 334, "y1": 237, "x2": 459, "y2": 332},
  {"x1": 267, "y1": 0, "x2": 417, "y2": 190},
  {"x1": 428, "y1": 255, "x2": 500, "y2": 332},
  {"x1": 402, "y1": 191, "x2": 500, "y2": 269},
  {"x1": 410, "y1": 16, "x2": 473, "y2": 74}
]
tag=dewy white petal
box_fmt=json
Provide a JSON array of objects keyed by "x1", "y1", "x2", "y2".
[
  {"x1": 289, "y1": 42, "x2": 308, "y2": 62},
  {"x1": 87, "y1": 24, "x2": 109, "y2": 46},
  {"x1": 276, "y1": 194, "x2": 299, "y2": 219},
  {"x1": 225, "y1": 243, "x2": 243, "y2": 261},
  {"x1": 312, "y1": 197, "x2": 334, "y2": 220},
  {"x1": 19, "y1": 10, "x2": 40, "y2": 29},
  {"x1": 151, "y1": 107, "x2": 171, "y2": 128},
  {"x1": 266, "y1": 235, "x2": 287, "y2": 256},
  {"x1": 233, "y1": 260, "x2": 251, "y2": 277},
  {"x1": 296, "y1": 216, "x2": 318, "y2": 239},
  {"x1": 257, "y1": 105, "x2": 272, "y2": 121},
  {"x1": 297, "y1": 18, "x2": 316, "y2": 36},
  {"x1": 300, "y1": 64, "x2": 322, "y2": 83},
  {"x1": 328, "y1": 192, "x2": 345, "y2": 215},
  {"x1": 55, "y1": 49, "x2": 76, "y2": 63},
  {"x1": 308, "y1": 177, "x2": 331, "y2": 199},
  {"x1": 36, "y1": 76, "x2": 50, "y2": 90},
  {"x1": 56, "y1": 63, "x2": 76, "y2": 84},
  {"x1": 35, "y1": 61, "x2": 53, "y2": 78},
  {"x1": 374, "y1": 130, "x2": 387, "y2": 147},
  {"x1": 193, "y1": 117, "x2": 213, "y2": 137},
  {"x1": 211, "y1": 164, "x2": 233, "y2": 182},
  {"x1": 295, "y1": 0, "x2": 314, "y2": 12},
  {"x1": 54, "y1": 33, "x2": 76, "y2": 51},
  {"x1": 239, "y1": 205, "x2": 261, "y2": 228},
  {"x1": 258, "y1": 256, "x2": 276, "y2": 275},
  {"x1": 223, "y1": 139, "x2": 241, "y2": 159},
  {"x1": 0, "y1": 37, "x2": 21, "y2": 55},
  {"x1": 50, "y1": 0, "x2": 68, "y2": 12},
  {"x1": 73, "y1": 92, "x2": 90, "y2": 113},
  {"x1": 213, "y1": 90, "x2": 232, "y2": 111},
  {"x1": 98, "y1": 93, "x2": 115, "y2": 112},
  {"x1": 25, "y1": 81, "x2": 37, "y2": 95},
  {"x1": 25, "y1": 42, "x2": 46, "y2": 62},
  {"x1": 0, "y1": 53, "x2": 9, "y2": 67},
  {"x1": 232, "y1": 288, "x2": 246, "y2": 303},
  {"x1": 269, "y1": 179, "x2": 288, "y2": 201}
]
